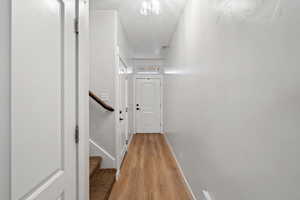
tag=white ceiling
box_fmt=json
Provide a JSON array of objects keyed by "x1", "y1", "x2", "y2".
[{"x1": 91, "y1": 0, "x2": 187, "y2": 58}]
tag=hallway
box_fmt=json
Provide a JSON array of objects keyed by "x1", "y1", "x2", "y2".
[
  {"x1": 2, "y1": 0, "x2": 300, "y2": 199},
  {"x1": 109, "y1": 134, "x2": 192, "y2": 200}
]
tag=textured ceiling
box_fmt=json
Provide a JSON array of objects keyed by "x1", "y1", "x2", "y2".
[{"x1": 91, "y1": 0, "x2": 187, "y2": 58}]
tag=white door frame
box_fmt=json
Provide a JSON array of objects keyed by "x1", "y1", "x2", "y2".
[
  {"x1": 123, "y1": 77, "x2": 129, "y2": 146},
  {"x1": 125, "y1": 79, "x2": 129, "y2": 143},
  {"x1": 133, "y1": 74, "x2": 163, "y2": 134},
  {"x1": 119, "y1": 57, "x2": 129, "y2": 146},
  {"x1": 76, "y1": 0, "x2": 90, "y2": 199},
  {"x1": 118, "y1": 57, "x2": 129, "y2": 166},
  {"x1": 114, "y1": 49, "x2": 131, "y2": 177}
]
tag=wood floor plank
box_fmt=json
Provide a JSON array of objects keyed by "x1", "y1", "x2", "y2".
[{"x1": 109, "y1": 134, "x2": 193, "y2": 200}]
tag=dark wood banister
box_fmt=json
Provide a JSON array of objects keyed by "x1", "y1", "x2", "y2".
[{"x1": 89, "y1": 91, "x2": 114, "y2": 112}]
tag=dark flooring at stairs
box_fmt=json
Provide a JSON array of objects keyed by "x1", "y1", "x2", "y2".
[
  {"x1": 89, "y1": 156, "x2": 116, "y2": 200},
  {"x1": 90, "y1": 157, "x2": 102, "y2": 177},
  {"x1": 90, "y1": 169, "x2": 117, "y2": 200}
]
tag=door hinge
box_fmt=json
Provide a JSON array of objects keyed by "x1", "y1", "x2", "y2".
[
  {"x1": 74, "y1": 18, "x2": 79, "y2": 35},
  {"x1": 126, "y1": 139, "x2": 129, "y2": 145},
  {"x1": 75, "y1": 125, "x2": 79, "y2": 144}
]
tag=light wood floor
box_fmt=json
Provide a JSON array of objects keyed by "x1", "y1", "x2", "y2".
[{"x1": 109, "y1": 134, "x2": 193, "y2": 200}]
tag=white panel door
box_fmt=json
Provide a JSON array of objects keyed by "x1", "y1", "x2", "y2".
[
  {"x1": 11, "y1": 0, "x2": 76, "y2": 199},
  {"x1": 135, "y1": 78, "x2": 161, "y2": 133}
]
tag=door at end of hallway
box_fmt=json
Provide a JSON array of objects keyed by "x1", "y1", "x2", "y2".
[{"x1": 135, "y1": 77, "x2": 162, "y2": 134}]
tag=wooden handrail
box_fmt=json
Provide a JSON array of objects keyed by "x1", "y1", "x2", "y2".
[{"x1": 89, "y1": 91, "x2": 114, "y2": 112}]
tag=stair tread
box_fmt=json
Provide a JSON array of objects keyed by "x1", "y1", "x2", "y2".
[
  {"x1": 90, "y1": 169, "x2": 117, "y2": 200},
  {"x1": 90, "y1": 156, "x2": 102, "y2": 178}
]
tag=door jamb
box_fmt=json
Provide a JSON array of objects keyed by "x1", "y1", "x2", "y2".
[
  {"x1": 133, "y1": 74, "x2": 163, "y2": 134},
  {"x1": 118, "y1": 57, "x2": 129, "y2": 166},
  {"x1": 76, "y1": 0, "x2": 90, "y2": 200},
  {"x1": 124, "y1": 78, "x2": 129, "y2": 147},
  {"x1": 115, "y1": 45, "x2": 129, "y2": 180}
]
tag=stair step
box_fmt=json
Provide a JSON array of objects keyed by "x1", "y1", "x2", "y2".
[
  {"x1": 90, "y1": 169, "x2": 117, "y2": 200},
  {"x1": 90, "y1": 156, "x2": 102, "y2": 178}
]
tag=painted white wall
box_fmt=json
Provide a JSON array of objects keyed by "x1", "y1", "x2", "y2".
[
  {"x1": 117, "y1": 17, "x2": 132, "y2": 67},
  {"x1": 90, "y1": 10, "x2": 117, "y2": 167},
  {"x1": 164, "y1": 0, "x2": 300, "y2": 199},
  {"x1": 90, "y1": 10, "x2": 134, "y2": 168},
  {"x1": 0, "y1": 0, "x2": 10, "y2": 199}
]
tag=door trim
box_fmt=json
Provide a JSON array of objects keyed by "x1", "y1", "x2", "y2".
[
  {"x1": 118, "y1": 58, "x2": 129, "y2": 170},
  {"x1": 115, "y1": 52, "x2": 130, "y2": 179},
  {"x1": 76, "y1": 0, "x2": 90, "y2": 199},
  {"x1": 133, "y1": 74, "x2": 163, "y2": 134}
]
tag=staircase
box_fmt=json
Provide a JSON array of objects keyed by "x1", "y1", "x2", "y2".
[
  {"x1": 89, "y1": 92, "x2": 116, "y2": 199},
  {"x1": 90, "y1": 156, "x2": 117, "y2": 200}
]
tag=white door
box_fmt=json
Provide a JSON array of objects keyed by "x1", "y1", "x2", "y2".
[
  {"x1": 119, "y1": 60, "x2": 128, "y2": 161},
  {"x1": 135, "y1": 78, "x2": 161, "y2": 133},
  {"x1": 11, "y1": 0, "x2": 77, "y2": 199}
]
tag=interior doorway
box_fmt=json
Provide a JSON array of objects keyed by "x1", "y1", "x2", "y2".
[{"x1": 134, "y1": 76, "x2": 162, "y2": 134}]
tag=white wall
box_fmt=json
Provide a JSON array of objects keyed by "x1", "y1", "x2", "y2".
[
  {"x1": 90, "y1": 10, "x2": 134, "y2": 168},
  {"x1": 0, "y1": 0, "x2": 10, "y2": 199},
  {"x1": 117, "y1": 18, "x2": 132, "y2": 67},
  {"x1": 164, "y1": 0, "x2": 300, "y2": 199},
  {"x1": 90, "y1": 10, "x2": 117, "y2": 167}
]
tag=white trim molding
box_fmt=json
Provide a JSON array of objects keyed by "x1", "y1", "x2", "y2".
[
  {"x1": 89, "y1": 139, "x2": 116, "y2": 161},
  {"x1": 116, "y1": 133, "x2": 134, "y2": 179},
  {"x1": 127, "y1": 133, "x2": 134, "y2": 149},
  {"x1": 164, "y1": 135, "x2": 197, "y2": 200},
  {"x1": 77, "y1": 0, "x2": 90, "y2": 199}
]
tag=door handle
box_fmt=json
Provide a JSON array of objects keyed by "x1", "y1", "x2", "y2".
[
  {"x1": 136, "y1": 108, "x2": 140, "y2": 111},
  {"x1": 119, "y1": 118, "x2": 124, "y2": 121}
]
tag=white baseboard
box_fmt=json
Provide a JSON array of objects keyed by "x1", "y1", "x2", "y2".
[
  {"x1": 116, "y1": 168, "x2": 121, "y2": 180},
  {"x1": 164, "y1": 135, "x2": 197, "y2": 200},
  {"x1": 119, "y1": 145, "x2": 127, "y2": 166},
  {"x1": 116, "y1": 133, "x2": 134, "y2": 180},
  {"x1": 116, "y1": 146, "x2": 126, "y2": 180},
  {"x1": 128, "y1": 133, "x2": 134, "y2": 148}
]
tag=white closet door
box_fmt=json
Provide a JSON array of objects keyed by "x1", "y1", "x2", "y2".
[{"x1": 11, "y1": 0, "x2": 77, "y2": 199}]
